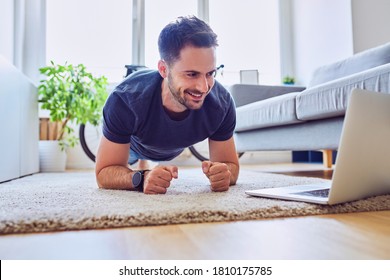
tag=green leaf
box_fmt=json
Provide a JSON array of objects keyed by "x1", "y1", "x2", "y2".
[{"x1": 38, "y1": 61, "x2": 108, "y2": 146}]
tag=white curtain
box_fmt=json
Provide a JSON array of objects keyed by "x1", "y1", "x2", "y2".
[{"x1": 13, "y1": 0, "x2": 46, "y2": 85}]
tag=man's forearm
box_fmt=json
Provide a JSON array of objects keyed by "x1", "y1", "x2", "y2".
[{"x1": 96, "y1": 165, "x2": 134, "y2": 190}]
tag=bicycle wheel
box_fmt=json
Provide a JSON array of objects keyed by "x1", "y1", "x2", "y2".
[
  {"x1": 189, "y1": 139, "x2": 244, "y2": 162},
  {"x1": 189, "y1": 141, "x2": 209, "y2": 162},
  {"x1": 79, "y1": 122, "x2": 103, "y2": 162}
]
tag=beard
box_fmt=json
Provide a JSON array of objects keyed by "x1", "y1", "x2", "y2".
[{"x1": 167, "y1": 73, "x2": 210, "y2": 111}]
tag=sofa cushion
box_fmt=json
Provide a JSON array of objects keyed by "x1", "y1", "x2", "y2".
[
  {"x1": 229, "y1": 84, "x2": 305, "y2": 107},
  {"x1": 308, "y1": 42, "x2": 390, "y2": 87},
  {"x1": 236, "y1": 91, "x2": 303, "y2": 132},
  {"x1": 296, "y1": 63, "x2": 390, "y2": 121}
]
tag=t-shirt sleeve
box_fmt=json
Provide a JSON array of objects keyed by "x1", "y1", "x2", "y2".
[
  {"x1": 209, "y1": 94, "x2": 236, "y2": 141},
  {"x1": 102, "y1": 92, "x2": 135, "y2": 144}
]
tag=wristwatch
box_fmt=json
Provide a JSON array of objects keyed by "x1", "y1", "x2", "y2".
[{"x1": 132, "y1": 170, "x2": 148, "y2": 192}]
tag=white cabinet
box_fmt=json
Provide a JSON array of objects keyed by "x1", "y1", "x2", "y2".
[{"x1": 0, "y1": 55, "x2": 39, "y2": 182}]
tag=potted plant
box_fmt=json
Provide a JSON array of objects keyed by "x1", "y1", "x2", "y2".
[
  {"x1": 282, "y1": 75, "x2": 295, "y2": 85},
  {"x1": 38, "y1": 61, "x2": 108, "y2": 171}
]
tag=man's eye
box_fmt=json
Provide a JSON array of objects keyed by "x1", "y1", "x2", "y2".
[{"x1": 187, "y1": 73, "x2": 198, "y2": 78}]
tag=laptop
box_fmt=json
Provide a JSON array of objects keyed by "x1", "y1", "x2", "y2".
[{"x1": 245, "y1": 88, "x2": 390, "y2": 205}]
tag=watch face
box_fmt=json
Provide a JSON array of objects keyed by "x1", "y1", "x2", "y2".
[{"x1": 132, "y1": 171, "x2": 142, "y2": 187}]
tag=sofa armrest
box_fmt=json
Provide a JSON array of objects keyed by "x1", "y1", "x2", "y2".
[
  {"x1": 296, "y1": 63, "x2": 390, "y2": 121},
  {"x1": 228, "y1": 84, "x2": 305, "y2": 107}
]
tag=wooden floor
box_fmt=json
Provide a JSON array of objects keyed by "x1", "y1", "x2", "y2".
[{"x1": 0, "y1": 163, "x2": 389, "y2": 260}]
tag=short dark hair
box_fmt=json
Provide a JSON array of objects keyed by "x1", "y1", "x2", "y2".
[{"x1": 158, "y1": 15, "x2": 218, "y2": 65}]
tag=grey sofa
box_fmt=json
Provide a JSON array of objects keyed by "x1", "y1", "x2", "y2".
[{"x1": 230, "y1": 42, "x2": 390, "y2": 167}]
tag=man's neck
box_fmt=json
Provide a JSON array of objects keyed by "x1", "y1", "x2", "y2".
[{"x1": 161, "y1": 79, "x2": 189, "y2": 121}]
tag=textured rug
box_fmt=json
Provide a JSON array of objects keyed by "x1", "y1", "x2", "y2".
[{"x1": 1, "y1": 168, "x2": 389, "y2": 235}]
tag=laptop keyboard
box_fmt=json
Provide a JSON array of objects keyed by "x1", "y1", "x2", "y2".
[{"x1": 294, "y1": 188, "x2": 330, "y2": 198}]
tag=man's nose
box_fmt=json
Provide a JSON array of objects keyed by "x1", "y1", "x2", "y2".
[{"x1": 195, "y1": 75, "x2": 210, "y2": 93}]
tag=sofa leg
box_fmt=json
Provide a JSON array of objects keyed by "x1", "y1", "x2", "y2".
[{"x1": 322, "y1": 150, "x2": 333, "y2": 168}]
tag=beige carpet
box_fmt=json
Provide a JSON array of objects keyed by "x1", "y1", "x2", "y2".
[{"x1": 1, "y1": 168, "x2": 389, "y2": 235}]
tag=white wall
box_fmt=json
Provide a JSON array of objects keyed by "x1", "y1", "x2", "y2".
[
  {"x1": 351, "y1": 0, "x2": 390, "y2": 53},
  {"x1": 0, "y1": 0, "x2": 14, "y2": 62},
  {"x1": 291, "y1": 0, "x2": 354, "y2": 86},
  {"x1": 291, "y1": 0, "x2": 390, "y2": 86}
]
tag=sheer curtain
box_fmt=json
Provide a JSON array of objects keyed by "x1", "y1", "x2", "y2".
[{"x1": 13, "y1": 0, "x2": 46, "y2": 85}]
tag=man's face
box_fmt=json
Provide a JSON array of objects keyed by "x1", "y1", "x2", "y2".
[{"x1": 164, "y1": 46, "x2": 217, "y2": 111}]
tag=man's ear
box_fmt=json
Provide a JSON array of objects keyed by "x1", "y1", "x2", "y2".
[{"x1": 158, "y1": 60, "x2": 168, "y2": 78}]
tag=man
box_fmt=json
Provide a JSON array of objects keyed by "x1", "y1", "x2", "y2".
[{"x1": 95, "y1": 16, "x2": 239, "y2": 194}]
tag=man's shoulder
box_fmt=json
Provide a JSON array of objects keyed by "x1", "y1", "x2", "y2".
[
  {"x1": 115, "y1": 69, "x2": 159, "y2": 90},
  {"x1": 213, "y1": 81, "x2": 230, "y2": 94},
  {"x1": 128, "y1": 68, "x2": 160, "y2": 81},
  {"x1": 112, "y1": 69, "x2": 161, "y2": 99},
  {"x1": 207, "y1": 81, "x2": 233, "y2": 107}
]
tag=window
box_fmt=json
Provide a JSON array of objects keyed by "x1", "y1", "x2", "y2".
[
  {"x1": 209, "y1": 0, "x2": 281, "y2": 85},
  {"x1": 46, "y1": 0, "x2": 133, "y2": 82},
  {"x1": 46, "y1": 0, "x2": 281, "y2": 85},
  {"x1": 144, "y1": 0, "x2": 197, "y2": 69}
]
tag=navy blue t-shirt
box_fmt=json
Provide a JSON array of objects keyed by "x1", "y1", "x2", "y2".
[{"x1": 102, "y1": 69, "x2": 236, "y2": 161}]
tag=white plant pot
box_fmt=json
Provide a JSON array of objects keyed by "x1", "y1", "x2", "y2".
[{"x1": 39, "y1": 141, "x2": 67, "y2": 172}]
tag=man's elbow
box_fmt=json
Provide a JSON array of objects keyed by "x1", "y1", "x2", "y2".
[
  {"x1": 229, "y1": 175, "x2": 238, "y2": 186},
  {"x1": 95, "y1": 168, "x2": 105, "y2": 189},
  {"x1": 229, "y1": 165, "x2": 239, "y2": 185},
  {"x1": 96, "y1": 176, "x2": 104, "y2": 189}
]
